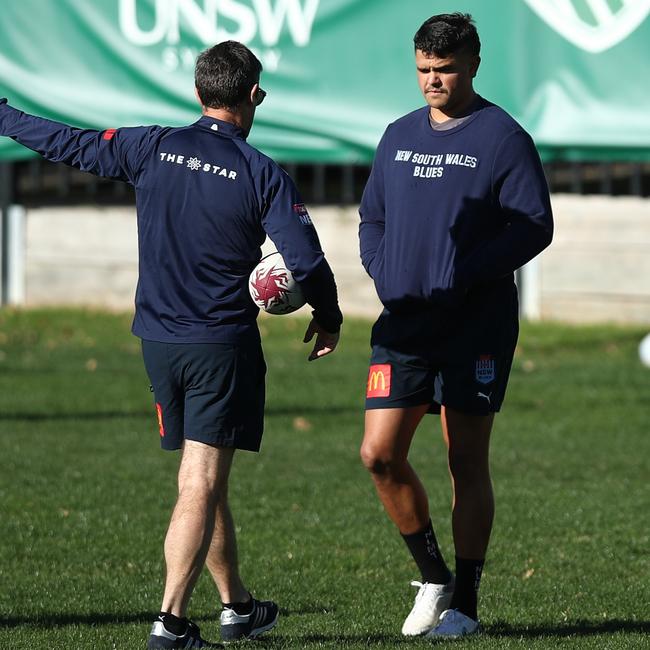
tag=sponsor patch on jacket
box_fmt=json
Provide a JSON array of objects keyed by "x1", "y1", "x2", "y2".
[
  {"x1": 476, "y1": 355, "x2": 496, "y2": 384},
  {"x1": 157, "y1": 152, "x2": 238, "y2": 179},
  {"x1": 103, "y1": 128, "x2": 117, "y2": 141},
  {"x1": 293, "y1": 203, "x2": 313, "y2": 225},
  {"x1": 367, "y1": 364, "x2": 391, "y2": 398}
]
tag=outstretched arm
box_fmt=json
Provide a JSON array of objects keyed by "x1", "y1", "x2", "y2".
[{"x1": 0, "y1": 98, "x2": 160, "y2": 184}]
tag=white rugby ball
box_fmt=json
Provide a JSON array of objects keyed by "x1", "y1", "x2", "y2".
[
  {"x1": 248, "y1": 252, "x2": 306, "y2": 315},
  {"x1": 639, "y1": 333, "x2": 650, "y2": 368}
]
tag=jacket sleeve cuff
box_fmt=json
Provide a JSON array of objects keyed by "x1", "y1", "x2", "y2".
[{"x1": 311, "y1": 308, "x2": 343, "y2": 334}]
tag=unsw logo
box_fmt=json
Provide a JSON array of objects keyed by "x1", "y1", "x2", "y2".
[
  {"x1": 118, "y1": 0, "x2": 321, "y2": 72},
  {"x1": 524, "y1": 0, "x2": 649, "y2": 53}
]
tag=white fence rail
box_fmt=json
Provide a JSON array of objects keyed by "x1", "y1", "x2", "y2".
[{"x1": 2, "y1": 197, "x2": 650, "y2": 323}]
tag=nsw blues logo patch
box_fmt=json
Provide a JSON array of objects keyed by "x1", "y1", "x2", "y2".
[
  {"x1": 476, "y1": 355, "x2": 495, "y2": 385},
  {"x1": 293, "y1": 203, "x2": 313, "y2": 225}
]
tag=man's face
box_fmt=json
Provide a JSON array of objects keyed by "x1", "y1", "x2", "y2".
[{"x1": 415, "y1": 49, "x2": 480, "y2": 118}]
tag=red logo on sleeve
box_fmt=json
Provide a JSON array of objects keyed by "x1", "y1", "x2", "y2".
[
  {"x1": 155, "y1": 403, "x2": 165, "y2": 437},
  {"x1": 366, "y1": 364, "x2": 391, "y2": 398},
  {"x1": 103, "y1": 129, "x2": 117, "y2": 140},
  {"x1": 292, "y1": 203, "x2": 313, "y2": 225}
]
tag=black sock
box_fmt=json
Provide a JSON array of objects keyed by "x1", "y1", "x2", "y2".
[
  {"x1": 449, "y1": 556, "x2": 484, "y2": 621},
  {"x1": 159, "y1": 612, "x2": 187, "y2": 636},
  {"x1": 222, "y1": 595, "x2": 254, "y2": 615},
  {"x1": 401, "y1": 520, "x2": 452, "y2": 585}
]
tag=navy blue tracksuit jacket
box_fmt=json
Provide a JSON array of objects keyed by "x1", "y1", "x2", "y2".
[{"x1": 0, "y1": 98, "x2": 342, "y2": 342}]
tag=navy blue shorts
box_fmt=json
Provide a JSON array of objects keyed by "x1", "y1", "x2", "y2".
[
  {"x1": 365, "y1": 284, "x2": 519, "y2": 416},
  {"x1": 141, "y1": 336, "x2": 266, "y2": 452}
]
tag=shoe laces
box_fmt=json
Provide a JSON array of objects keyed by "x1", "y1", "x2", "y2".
[{"x1": 409, "y1": 580, "x2": 443, "y2": 605}]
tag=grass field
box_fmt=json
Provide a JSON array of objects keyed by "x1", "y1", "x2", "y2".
[{"x1": 0, "y1": 308, "x2": 648, "y2": 649}]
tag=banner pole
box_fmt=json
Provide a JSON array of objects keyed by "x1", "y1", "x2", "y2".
[{"x1": 0, "y1": 163, "x2": 13, "y2": 305}]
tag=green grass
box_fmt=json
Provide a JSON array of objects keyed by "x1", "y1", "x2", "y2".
[{"x1": 0, "y1": 308, "x2": 648, "y2": 649}]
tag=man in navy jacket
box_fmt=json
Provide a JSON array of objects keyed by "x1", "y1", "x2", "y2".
[
  {"x1": 359, "y1": 13, "x2": 552, "y2": 640},
  {"x1": 1, "y1": 41, "x2": 342, "y2": 648}
]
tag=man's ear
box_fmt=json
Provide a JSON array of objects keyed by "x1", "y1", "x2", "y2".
[
  {"x1": 471, "y1": 56, "x2": 481, "y2": 78},
  {"x1": 249, "y1": 83, "x2": 259, "y2": 105},
  {"x1": 194, "y1": 87, "x2": 203, "y2": 108}
]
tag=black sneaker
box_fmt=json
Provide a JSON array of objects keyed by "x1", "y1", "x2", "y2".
[
  {"x1": 147, "y1": 616, "x2": 219, "y2": 648},
  {"x1": 220, "y1": 598, "x2": 279, "y2": 641}
]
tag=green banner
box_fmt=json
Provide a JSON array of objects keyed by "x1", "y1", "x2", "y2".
[{"x1": 1, "y1": 0, "x2": 649, "y2": 163}]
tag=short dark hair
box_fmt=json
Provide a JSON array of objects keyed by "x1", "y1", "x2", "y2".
[
  {"x1": 195, "y1": 41, "x2": 263, "y2": 110},
  {"x1": 413, "y1": 13, "x2": 480, "y2": 58}
]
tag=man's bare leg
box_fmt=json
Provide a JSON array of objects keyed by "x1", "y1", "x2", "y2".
[
  {"x1": 440, "y1": 406, "x2": 495, "y2": 622},
  {"x1": 361, "y1": 406, "x2": 454, "y2": 635},
  {"x1": 161, "y1": 441, "x2": 235, "y2": 617},
  {"x1": 202, "y1": 466, "x2": 280, "y2": 642},
  {"x1": 205, "y1": 490, "x2": 249, "y2": 604},
  {"x1": 360, "y1": 406, "x2": 431, "y2": 534},
  {"x1": 441, "y1": 407, "x2": 494, "y2": 559}
]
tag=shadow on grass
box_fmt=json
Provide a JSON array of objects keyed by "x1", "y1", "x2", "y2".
[
  {"x1": 0, "y1": 405, "x2": 357, "y2": 423},
  {"x1": 0, "y1": 612, "x2": 159, "y2": 628},
  {"x1": 259, "y1": 634, "x2": 409, "y2": 646},
  {"x1": 279, "y1": 604, "x2": 338, "y2": 616},
  {"x1": 218, "y1": 621, "x2": 650, "y2": 646},
  {"x1": 486, "y1": 619, "x2": 650, "y2": 637},
  {"x1": 0, "y1": 604, "x2": 342, "y2": 631},
  {"x1": 2, "y1": 615, "x2": 647, "y2": 645},
  {"x1": 0, "y1": 410, "x2": 151, "y2": 422}
]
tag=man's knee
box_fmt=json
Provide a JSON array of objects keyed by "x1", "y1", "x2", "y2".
[
  {"x1": 360, "y1": 440, "x2": 403, "y2": 477},
  {"x1": 178, "y1": 441, "x2": 234, "y2": 494},
  {"x1": 178, "y1": 473, "x2": 223, "y2": 505},
  {"x1": 448, "y1": 449, "x2": 489, "y2": 485}
]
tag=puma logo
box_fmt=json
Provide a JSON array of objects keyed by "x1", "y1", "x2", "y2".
[{"x1": 477, "y1": 391, "x2": 492, "y2": 404}]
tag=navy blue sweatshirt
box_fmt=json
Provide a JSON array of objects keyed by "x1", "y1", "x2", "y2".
[
  {"x1": 359, "y1": 98, "x2": 553, "y2": 314},
  {"x1": 0, "y1": 98, "x2": 342, "y2": 341}
]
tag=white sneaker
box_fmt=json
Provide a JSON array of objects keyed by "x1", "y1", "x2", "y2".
[
  {"x1": 425, "y1": 608, "x2": 479, "y2": 639},
  {"x1": 401, "y1": 577, "x2": 455, "y2": 636}
]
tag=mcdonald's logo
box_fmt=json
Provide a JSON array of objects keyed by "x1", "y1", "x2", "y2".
[{"x1": 366, "y1": 364, "x2": 391, "y2": 398}]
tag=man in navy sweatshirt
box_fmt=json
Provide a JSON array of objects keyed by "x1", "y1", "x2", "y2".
[
  {"x1": 359, "y1": 13, "x2": 552, "y2": 639},
  {"x1": 0, "y1": 41, "x2": 342, "y2": 648}
]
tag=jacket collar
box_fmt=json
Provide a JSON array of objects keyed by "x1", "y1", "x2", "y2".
[{"x1": 194, "y1": 115, "x2": 246, "y2": 140}]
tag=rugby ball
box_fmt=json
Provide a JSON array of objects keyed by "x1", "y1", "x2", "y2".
[
  {"x1": 639, "y1": 332, "x2": 650, "y2": 368},
  {"x1": 248, "y1": 252, "x2": 306, "y2": 315}
]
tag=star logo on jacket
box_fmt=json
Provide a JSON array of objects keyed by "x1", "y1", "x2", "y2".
[{"x1": 186, "y1": 156, "x2": 202, "y2": 171}]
